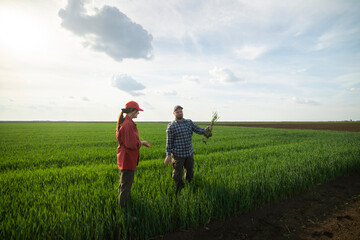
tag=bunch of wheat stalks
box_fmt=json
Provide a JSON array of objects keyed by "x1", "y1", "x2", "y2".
[{"x1": 203, "y1": 111, "x2": 219, "y2": 144}]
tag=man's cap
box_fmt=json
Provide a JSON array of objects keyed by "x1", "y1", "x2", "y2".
[
  {"x1": 125, "y1": 101, "x2": 143, "y2": 111},
  {"x1": 173, "y1": 105, "x2": 183, "y2": 112}
]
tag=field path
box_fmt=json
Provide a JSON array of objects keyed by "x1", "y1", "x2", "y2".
[{"x1": 153, "y1": 169, "x2": 360, "y2": 240}]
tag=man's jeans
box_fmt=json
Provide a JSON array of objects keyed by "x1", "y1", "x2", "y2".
[{"x1": 172, "y1": 154, "x2": 194, "y2": 193}]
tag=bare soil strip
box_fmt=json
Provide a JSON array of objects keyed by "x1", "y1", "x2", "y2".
[
  {"x1": 216, "y1": 122, "x2": 360, "y2": 132},
  {"x1": 153, "y1": 170, "x2": 360, "y2": 240}
]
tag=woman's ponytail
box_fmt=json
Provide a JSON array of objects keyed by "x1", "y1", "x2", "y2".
[{"x1": 116, "y1": 108, "x2": 136, "y2": 133}]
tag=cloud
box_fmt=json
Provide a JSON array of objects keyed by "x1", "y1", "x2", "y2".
[
  {"x1": 182, "y1": 75, "x2": 200, "y2": 83},
  {"x1": 29, "y1": 105, "x2": 53, "y2": 111},
  {"x1": 155, "y1": 90, "x2": 177, "y2": 96},
  {"x1": 141, "y1": 102, "x2": 155, "y2": 110},
  {"x1": 290, "y1": 68, "x2": 307, "y2": 74},
  {"x1": 289, "y1": 97, "x2": 319, "y2": 106},
  {"x1": 68, "y1": 96, "x2": 89, "y2": 101},
  {"x1": 235, "y1": 45, "x2": 268, "y2": 60},
  {"x1": 209, "y1": 67, "x2": 242, "y2": 84},
  {"x1": 58, "y1": 0, "x2": 153, "y2": 61},
  {"x1": 0, "y1": 105, "x2": 7, "y2": 111},
  {"x1": 111, "y1": 74, "x2": 146, "y2": 96},
  {"x1": 335, "y1": 73, "x2": 360, "y2": 89},
  {"x1": 315, "y1": 26, "x2": 359, "y2": 51},
  {"x1": 350, "y1": 88, "x2": 360, "y2": 92}
]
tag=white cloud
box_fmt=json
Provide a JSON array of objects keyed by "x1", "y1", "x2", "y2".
[
  {"x1": 58, "y1": 0, "x2": 153, "y2": 61},
  {"x1": 153, "y1": 90, "x2": 178, "y2": 96},
  {"x1": 141, "y1": 101, "x2": 155, "y2": 110},
  {"x1": 290, "y1": 68, "x2": 307, "y2": 74},
  {"x1": 68, "y1": 96, "x2": 90, "y2": 101},
  {"x1": 289, "y1": 97, "x2": 319, "y2": 106},
  {"x1": 209, "y1": 67, "x2": 242, "y2": 84},
  {"x1": 296, "y1": 68, "x2": 307, "y2": 73},
  {"x1": 111, "y1": 74, "x2": 146, "y2": 96},
  {"x1": 350, "y1": 88, "x2": 360, "y2": 92},
  {"x1": 235, "y1": 45, "x2": 268, "y2": 60},
  {"x1": 334, "y1": 73, "x2": 360, "y2": 88},
  {"x1": 315, "y1": 25, "x2": 359, "y2": 51},
  {"x1": 182, "y1": 75, "x2": 200, "y2": 83}
]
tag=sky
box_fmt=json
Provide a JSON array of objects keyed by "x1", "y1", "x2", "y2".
[{"x1": 0, "y1": 0, "x2": 359, "y2": 122}]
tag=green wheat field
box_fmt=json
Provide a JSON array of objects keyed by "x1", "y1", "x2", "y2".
[{"x1": 1, "y1": 122, "x2": 360, "y2": 239}]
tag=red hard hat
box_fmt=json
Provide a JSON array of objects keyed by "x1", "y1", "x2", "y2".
[{"x1": 125, "y1": 101, "x2": 143, "y2": 111}]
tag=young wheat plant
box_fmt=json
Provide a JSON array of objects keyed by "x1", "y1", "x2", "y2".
[{"x1": 203, "y1": 111, "x2": 220, "y2": 144}]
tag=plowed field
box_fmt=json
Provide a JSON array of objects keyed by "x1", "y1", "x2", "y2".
[{"x1": 217, "y1": 122, "x2": 360, "y2": 132}]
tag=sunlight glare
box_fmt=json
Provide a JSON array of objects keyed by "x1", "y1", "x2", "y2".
[{"x1": 0, "y1": 7, "x2": 48, "y2": 57}]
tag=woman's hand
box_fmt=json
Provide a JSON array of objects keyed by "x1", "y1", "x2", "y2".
[{"x1": 141, "y1": 141, "x2": 151, "y2": 147}]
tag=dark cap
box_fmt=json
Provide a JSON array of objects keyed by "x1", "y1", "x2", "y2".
[{"x1": 173, "y1": 105, "x2": 183, "y2": 112}]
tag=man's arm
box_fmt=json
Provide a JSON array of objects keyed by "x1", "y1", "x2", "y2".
[
  {"x1": 165, "y1": 124, "x2": 173, "y2": 155},
  {"x1": 190, "y1": 120, "x2": 206, "y2": 135},
  {"x1": 164, "y1": 124, "x2": 173, "y2": 165}
]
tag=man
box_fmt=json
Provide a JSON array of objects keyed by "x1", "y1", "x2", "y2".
[{"x1": 164, "y1": 105, "x2": 212, "y2": 193}]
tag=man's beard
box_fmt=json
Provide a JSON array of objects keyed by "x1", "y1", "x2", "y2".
[{"x1": 176, "y1": 115, "x2": 183, "y2": 120}]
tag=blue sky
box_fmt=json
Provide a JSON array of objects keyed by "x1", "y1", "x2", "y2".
[{"x1": 0, "y1": 0, "x2": 359, "y2": 121}]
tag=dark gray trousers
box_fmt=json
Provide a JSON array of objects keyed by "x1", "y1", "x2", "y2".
[
  {"x1": 172, "y1": 154, "x2": 194, "y2": 193},
  {"x1": 118, "y1": 169, "x2": 135, "y2": 208}
]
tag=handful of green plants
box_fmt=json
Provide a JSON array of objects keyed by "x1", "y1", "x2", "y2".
[{"x1": 203, "y1": 111, "x2": 219, "y2": 144}]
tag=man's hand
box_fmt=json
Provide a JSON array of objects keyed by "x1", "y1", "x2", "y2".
[
  {"x1": 164, "y1": 155, "x2": 171, "y2": 165},
  {"x1": 203, "y1": 126, "x2": 213, "y2": 139},
  {"x1": 141, "y1": 141, "x2": 151, "y2": 147}
]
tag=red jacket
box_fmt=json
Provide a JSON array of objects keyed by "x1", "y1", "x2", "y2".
[{"x1": 116, "y1": 116, "x2": 142, "y2": 170}]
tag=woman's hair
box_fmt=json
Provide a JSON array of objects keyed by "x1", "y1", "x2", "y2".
[{"x1": 116, "y1": 108, "x2": 137, "y2": 133}]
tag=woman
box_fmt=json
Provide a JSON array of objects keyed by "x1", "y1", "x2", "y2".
[{"x1": 116, "y1": 101, "x2": 150, "y2": 208}]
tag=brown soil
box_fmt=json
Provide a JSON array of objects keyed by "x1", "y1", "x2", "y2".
[
  {"x1": 216, "y1": 122, "x2": 360, "y2": 132},
  {"x1": 152, "y1": 123, "x2": 360, "y2": 240},
  {"x1": 153, "y1": 170, "x2": 360, "y2": 240}
]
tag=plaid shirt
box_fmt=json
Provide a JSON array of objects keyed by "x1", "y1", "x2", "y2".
[{"x1": 166, "y1": 119, "x2": 205, "y2": 157}]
